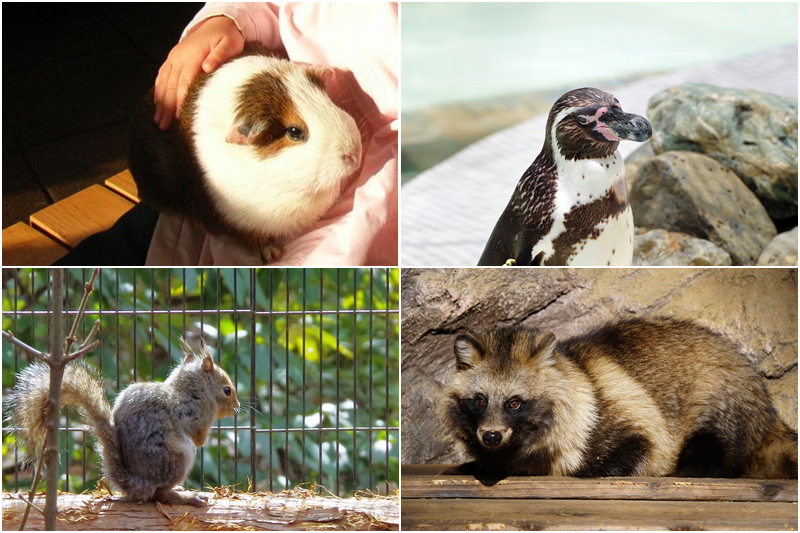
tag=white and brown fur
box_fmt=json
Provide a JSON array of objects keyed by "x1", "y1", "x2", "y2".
[
  {"x1": 128, "y1": 44, "x2": 362, "y2": 260},
  {"x1": 441, "y1": 317, "x2": 797, "y2": 478},
  {"x1": 478, "y1": 88, "x2": 650, "y2": 266}
]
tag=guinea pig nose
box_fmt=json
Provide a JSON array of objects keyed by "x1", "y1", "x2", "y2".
[{"x1": 482, "y1": 431, "x2": 503, "y2": 448}]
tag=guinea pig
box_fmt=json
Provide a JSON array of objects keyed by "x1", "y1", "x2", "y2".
[{"x1": 128, "y1": 44, "x2": 363, "y2": 263}]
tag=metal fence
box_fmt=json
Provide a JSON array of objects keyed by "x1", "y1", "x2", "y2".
[{"x1": 2, "y1": 268, "x2": 399, "y2": 497}]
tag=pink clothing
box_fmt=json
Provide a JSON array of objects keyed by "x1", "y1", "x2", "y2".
[{"x1": 146, "y1": 2, "x2": 398, "y2": 266}]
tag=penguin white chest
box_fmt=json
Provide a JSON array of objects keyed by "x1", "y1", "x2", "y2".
[
  {"x1": 567, "y1": 205, "x2": 634, "y2": 266},
  {"x1": 531, "y1": 152, "x2": 634, "y2": 266}
]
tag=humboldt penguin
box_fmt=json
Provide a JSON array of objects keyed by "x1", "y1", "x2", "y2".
[{"x1": 478, "y1": 87, "x2": 652, "y2": 266}]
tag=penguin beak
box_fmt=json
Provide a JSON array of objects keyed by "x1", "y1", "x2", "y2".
[{"x1": 597, "y1": 110, "x2": 652, "y2": 142}]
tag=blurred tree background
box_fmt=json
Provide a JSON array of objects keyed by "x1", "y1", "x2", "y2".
[{"x1": 2, "y1": 268, "x2": 399, "y2": 497}]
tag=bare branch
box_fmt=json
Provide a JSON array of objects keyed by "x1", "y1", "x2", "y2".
[
  {"x1": 64, "y1": 269, "x2": 100, "y2": 355},
  {"x1": 78, "y1": 319, "x2": 102, "y2": 351},
  {"x1": 17, "y1": 453, "x2": 46, "y2": 530},
  {"x1": 2, "y1": 330, "x2": 46, "y2": 361},
  {"x1": 42, "y1": 269, "x2": 66, "y2": 531},
  {"x1": 64, "y1": 340, "x2": 101, "y2": 363},
  {"x1": 15, "y1": 269, "x2": 101, "y2": 531},
  {"x1": 14, "y1": 492, "x2": 45, "y2": 516}
]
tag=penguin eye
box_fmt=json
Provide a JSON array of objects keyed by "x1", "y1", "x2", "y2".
[{"x1": 576, "y1": 115, "x2": 590, "y2": 126}]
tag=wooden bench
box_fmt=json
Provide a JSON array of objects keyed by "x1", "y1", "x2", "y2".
[
  {"x1": 2, "y1": 171, "x2": 140, "y2": 265},
  {"x1": 401, "y1": 464, "x2": 798, "y2": 530}
]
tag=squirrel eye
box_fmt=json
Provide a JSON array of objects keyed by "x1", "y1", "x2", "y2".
[
  {"x1": 287, "y1": 126, "x2": 307, "y2": 142},
  {"x1": 223, "y1": 386, "x2": 232, "y2": 396}
]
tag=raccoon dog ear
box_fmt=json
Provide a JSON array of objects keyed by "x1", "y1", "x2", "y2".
[
  {"x1": 454, "y1": 333, "x2": 483, "y2": 370},
  {"x1": 534, "y1": 332, "x2": 558, "y2": 360}
]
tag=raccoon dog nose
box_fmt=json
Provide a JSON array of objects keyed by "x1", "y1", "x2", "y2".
[{"x1": 482, "y1": 431, "x2": 503, "y2": 448}]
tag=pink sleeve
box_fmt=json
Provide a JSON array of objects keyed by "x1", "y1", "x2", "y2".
[{"x1": 182, "y1": 2, "x2": 282, "y2": 49}]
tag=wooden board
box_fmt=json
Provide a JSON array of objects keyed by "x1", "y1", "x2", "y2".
[
  {"x1": 401, "y1": 465, "x2": 799, "y2": 531},
  {"x1": 2, "y1": 491, "x2": 399, "y2": 531},
  {"x1": 29, "y1": 185, "x2": 135, "y2": 248},
  {"x1": 104, "y1": 169, "x2": 140, "y2": 203},
  {"x1": 401, "y1": 465, "x2": 798, "y2": 502},
  {"x1": 1, "y1": 222, "x2": 69, "y2": 266},
  {"x1": 401, "y1": 498, "x2": 799, "y2": 531}
]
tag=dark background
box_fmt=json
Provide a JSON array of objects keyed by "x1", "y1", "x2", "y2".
[{"x1": 2, "y1": 3, "x2": 203, "y2": 228}]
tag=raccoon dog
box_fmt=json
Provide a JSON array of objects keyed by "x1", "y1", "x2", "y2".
[{"x1": 441, "y1": 317, "x2": 797, "y2": 478}]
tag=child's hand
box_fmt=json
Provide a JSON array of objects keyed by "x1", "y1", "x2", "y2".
[{"x1": 154, "y1": 16, "x2": 244, "y2": 130}]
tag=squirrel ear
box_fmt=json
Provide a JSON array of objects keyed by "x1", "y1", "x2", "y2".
[
  {"x1": 201, "y1": 354, "x2": 215, "y2": 372},
  {"x1": 179, "y1": 336, "x2": 198, "y2": 364}
]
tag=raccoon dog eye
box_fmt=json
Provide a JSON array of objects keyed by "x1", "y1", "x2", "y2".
[
  {"x1": 475, "y1": 396, "x2": 486, "y2": 408},
  {"x1": 506, "y1": 399, "x2": 522, "y2": 411}
]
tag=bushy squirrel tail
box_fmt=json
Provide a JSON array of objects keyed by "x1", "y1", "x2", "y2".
[{"x1": 6, "y1": 361, "x2": 116, "y2": 464}]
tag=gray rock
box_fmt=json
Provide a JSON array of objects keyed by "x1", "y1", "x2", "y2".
[
  {"x1": 648, "y1": 83, "x2": 798, "y2": 220},
  {"x1": 634, "y1": 228, "x2": 732, "y2": 266},
  {"x1": 756, "y1": 226, "x2": 798, "y2": 266},
  {"x1": 624, "y1": 142, "x2": 655, "y2": 193},
  {"x1": 630, "y1": 151, "x2": 777, "y2": 265}
]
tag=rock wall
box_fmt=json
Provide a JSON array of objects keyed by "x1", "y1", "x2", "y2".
[{"x1": 400, "y1": 268, "x2": 798, "y2": 465}]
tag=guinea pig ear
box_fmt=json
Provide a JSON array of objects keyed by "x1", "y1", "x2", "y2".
[
  {"x1": 226, "y1": 121, "x2": 266, "y2": 145},
  {"x1": 302, "y1": 63, "x2": 334, "y2": 90}
]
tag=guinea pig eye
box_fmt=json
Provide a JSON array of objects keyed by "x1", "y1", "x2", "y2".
[
  {"x1": 286, "y1": 126, "x2": 307, "y2": 142},
  {"x1": 223, "y1": 386, "x2": 232, "y2": 397}
]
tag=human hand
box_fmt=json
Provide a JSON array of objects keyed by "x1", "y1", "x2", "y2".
[{"x1": 153, "y1": 16, "x2": 244, "y2": 130}]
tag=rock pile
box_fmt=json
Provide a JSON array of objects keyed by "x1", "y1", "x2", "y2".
[{"x1": 629, "y1": 83, "x2": 797, "y2": 266}]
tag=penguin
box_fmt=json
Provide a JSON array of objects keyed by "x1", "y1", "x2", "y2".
[{"x1": 478, "y1": 88, "x2": 652, "y2": 266}]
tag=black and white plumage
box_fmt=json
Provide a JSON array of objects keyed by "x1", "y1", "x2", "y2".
[{"x1": 478, "y1": 88, "x2": 652, "y2": 266}]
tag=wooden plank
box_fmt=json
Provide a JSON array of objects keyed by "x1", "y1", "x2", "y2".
[
  {"x1": 29, "y1": 185, "x2": 135, "y2": 248},
  {"x1": 401, "y1": 465, "x2": 798, "y2": 502},
  {"x1": 401, "y1": 498, "x2": 798, "y2": 531},
  {"x1": 2, "y1": 491, "x2": 399, "y2": 530},
  {"x1": 104, "y1": 169, "x2": 140, "y2": 203},
  {"x1": 1, "y1": 222, "x2": 69, "y2": 266}
]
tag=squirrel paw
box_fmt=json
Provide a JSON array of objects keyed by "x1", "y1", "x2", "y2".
[{"x1": 153, "y1": 488, "x2": 208, "y2": 507}]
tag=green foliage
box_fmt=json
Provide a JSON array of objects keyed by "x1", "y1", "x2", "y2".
[{"x1": 2, "y1": 268, "x2": 399, "y2": 497}]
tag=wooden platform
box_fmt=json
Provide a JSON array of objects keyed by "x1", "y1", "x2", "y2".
[
  {"x1": 2, "y1": 489, "x2": 399, "y2": 530},
  {"x1": 2, "y1": 170, "x2": 140, "y2": 266},
  {"x1": 401, "y1": 464, "x2": 799, "y2": 531}
]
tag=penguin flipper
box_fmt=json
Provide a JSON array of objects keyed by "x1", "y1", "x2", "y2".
[{"x1": 478, "y1": 208, "x2": 541, "y2": 266}]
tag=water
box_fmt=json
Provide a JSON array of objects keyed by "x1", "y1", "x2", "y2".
[{"x1": 402, "y1": 2, "x2": 798, "y2": 113}]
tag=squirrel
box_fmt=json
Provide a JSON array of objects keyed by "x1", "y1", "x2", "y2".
[{"x1": 5, "y1": 339, "x2": 240, "y2": 507}]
